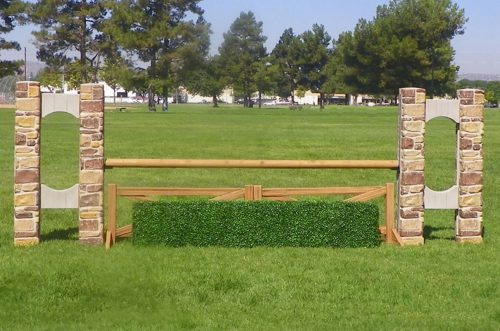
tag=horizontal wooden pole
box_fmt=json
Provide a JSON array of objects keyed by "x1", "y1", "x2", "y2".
[{"x1": 105, "y1": 159, "x2": 399, "y2": 170}]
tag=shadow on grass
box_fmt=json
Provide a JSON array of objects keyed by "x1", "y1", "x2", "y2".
[
  {"x1": 424, "y1": 225, "x2": 455, "y2": 240},
  {"x1": 41, "y1": 226, "x2": 79, "y2": 241}
]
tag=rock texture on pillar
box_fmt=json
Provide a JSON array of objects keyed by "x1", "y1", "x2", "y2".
[
  {"x1": 457, "y1": 89, "x2": 484, "y2": 243},
  {"x1": 398, "y1": 88, "x2": 425, "y2": 245},
  {"x1": 14, "y1": 81, "x2": 41, "y2": 246},
  {"x1": 79, "y1": 84, "x2": 104, "y2": 245}
]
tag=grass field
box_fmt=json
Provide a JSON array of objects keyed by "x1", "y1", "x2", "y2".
[{"x1": 1, "y1": 104, "x2": 499, "y2": 330}]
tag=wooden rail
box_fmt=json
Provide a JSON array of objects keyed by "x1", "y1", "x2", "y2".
[
  {"x1": 105, "y1": 183, "x2": 402, "y2": 249},
  {"x1": 105, "y1": 158, "x2": 399, "y2": 170}
]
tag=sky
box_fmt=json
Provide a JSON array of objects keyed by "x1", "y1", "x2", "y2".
[{"x1": 1, "y1": 0, "x2": 499, "y2": 75}]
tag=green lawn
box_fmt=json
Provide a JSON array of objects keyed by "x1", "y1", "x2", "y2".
[{"x1": 1, "y1": 104, "x2": 499, "y2": 330}]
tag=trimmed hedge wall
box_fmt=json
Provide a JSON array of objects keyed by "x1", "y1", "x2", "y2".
[{"x1": 132, "y1": 200, "x2": 380, "y2": 248}]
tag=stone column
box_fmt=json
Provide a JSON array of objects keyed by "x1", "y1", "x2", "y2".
[
  {"x1": 79, "y1": 84, "x2": 104, "y2": 245},
  {"x1": 398, "y1": 88, "x2": 426, "y2": 245},
  {"x1": 14, "y1": 81, "x2": 41, "y2": 246},
  {"x1": 456, "y1": 89, "x2": 484, "y2": 243}
]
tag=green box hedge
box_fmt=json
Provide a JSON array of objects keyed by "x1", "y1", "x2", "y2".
[{"x1": 132, "y1": 200, "x2": 380, "y2": 248}]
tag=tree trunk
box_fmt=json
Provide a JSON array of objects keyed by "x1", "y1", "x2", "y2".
[
  {"x1": 148, "y1": 56, "x2": 157, "y2": 112},
  {"x1": 243, "y1": 80, "x2": 249, "y2": 108},
  {"x1": 258, "y1": 91, "x2": 262, "y2": 108},
  {"x1": 212, "y1": 94, "x2": 219, "y2": 108},
  {"x1": 148, "y1": 88, "x2": 156, "y2": 112},
  {"x1": 113, "y1": 86, "x2": 116, "y2": 106},
  {"x1": 162, "y1": 87, "x2": 169, "y2": 112},
  {"x1": 319, "y1": 92, "x2": 325, "y2": 110}
]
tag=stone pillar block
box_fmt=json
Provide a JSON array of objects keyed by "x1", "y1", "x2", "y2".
[
  {"x1": 457, "y1": 89, "x2": 484, "y2": 243},
  {"x1": 14, "y1": 81, "x2": 41, "y2": 246},
  {"x1": 398, "y1": 88, "x2": 426, "y2": 245},
  {"x1": 79, "y1": 84, "x2": 104, "y2": 245}
]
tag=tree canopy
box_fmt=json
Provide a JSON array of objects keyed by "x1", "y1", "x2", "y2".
[
  {"x1": 336, "y1": 0, "x2": 467, "y2": 98},
  {"x1": 0, "y1": 0, "x2": 25, "y2": 77},
  {"x1": 2, "y1": 0, "x2": 472, "y2": 106},
  {"x1": 29, "y1": 0, "x2": 108, "y2": 85},
  {"x1": 105, "y1": 0, "x2": 209, "y2": 111}
]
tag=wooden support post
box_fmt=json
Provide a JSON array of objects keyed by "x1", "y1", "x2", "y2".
[
  {"x1": 385, "y1": 182, "x2": 395, "y2": 244},
  {"x1": 253, "y1": 185, "x2": 262, "y2": 201},
  {"x1": 106, "y1": 183, "x2": 117, "y2": 249},
  {"x1": 244, "y1": 185, "x2": 254, "y2": 200}
]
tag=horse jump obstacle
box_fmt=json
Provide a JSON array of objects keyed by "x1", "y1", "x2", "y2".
[{"x1": 13, "y1": 82, "x2": 484, "y2": 246}]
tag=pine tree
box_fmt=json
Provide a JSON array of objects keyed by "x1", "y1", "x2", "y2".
[
  {"x1": 219, "y1": 11, "x2": 267, "y2": 108},
  {"x1": 29, "y1": 0, "x2": 108, "y2": 85},
  {"x1": 296, "y1": 24, "x2": 333, "y2": 109},
  {"x1": 271, "y1": 28, "x2": 301, "y2": 104},
  {"x1": 336, "y1": 0, "x2": 466, "y2": 98}
]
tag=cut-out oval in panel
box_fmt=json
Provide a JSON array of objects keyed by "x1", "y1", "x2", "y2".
[{"x1": 424, "y1": 117, "x2": 457, "y2": 192}]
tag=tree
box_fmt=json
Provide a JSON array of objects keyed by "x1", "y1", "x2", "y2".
[
  {"x1": 336, "y1": 0, "x2": 467, "y2": 98},
  {"x1": 100, "y1": 57, "x2": 126, "y2": 105},
  {"x1": 185, "y1": 55, "x2": 226, "y2": 107},
  {"x1": 105, "y1": 0, "x2": 209, "y2": 112},
  {"x1": 35, "y1": 67, "x2": 62, "y2": 91},
  {"x1": 0, "y1": 0, "x2": 25, "y2": 77},
  {"x1": 29, "y1": 0, "x2": 108, "y2": 85},
  {"x1": 296, "y1": 24, "x2": 333, "y2": 109},
  {"x1": 271, "y1": 28, "x2": 301, "y2": 104},
  {"x1": 219, "y1": 11, "x2": 267, "y2": 108},
  {"x1": 254, "y1": 57, "x2": 276, "y2": 108}
]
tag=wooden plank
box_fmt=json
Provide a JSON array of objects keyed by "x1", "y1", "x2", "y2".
[
  {"x1": 210, "y1": 189, "x2": 244, "y2": 201},
  {"x1": 263, "y1": 186, "x2": 382, "y2": 196},
  {"x1": 123, "y1": 195, "x2": 158, "y2": 202},
  {"x1": 344, "y1": 187, "x2": 387, "y2": 202},
  {"x1": 266, "y1": 196, "x2": 298, "y2": 201},
  {"x1": 392, "y1": 229, "x2": 404, "y2": 246},
  {"x1": 105, "y1": 158, "x2": 399, "y2": 170},
  {"x1": 253, "y1": 185, "x2": 262, "y2": 201},
  {"x1": 116, "y1": 224, "x2": 133, "y2": 237},
  {"x1": 385, "y1": 183, "x2": 395, "y2": 243},
  {"x1": 244, "y1": 185, "x2": 254, "y2": 200},
  {"x1": 117, "y1": 187, "x2": 237, "y2": 196},
  {"x1": 107, "y1": 184, "x2": 117, "y2": 248}
]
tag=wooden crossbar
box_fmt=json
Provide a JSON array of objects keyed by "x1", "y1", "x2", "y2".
[
  {"x1": 117, "y1": 187, "x2": 239, "y2": 196},
  {"x1": 105, "y1": 158, "x2": 399, "y2": 170},
  {"x1": 263, "y1": 187, "x2": 382, "y2": 196},
  {"x1": 344, "y1": 187, "x2": 387, "y2": 202}
]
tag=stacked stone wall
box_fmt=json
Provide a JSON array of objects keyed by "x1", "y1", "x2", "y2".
[
  {"x1": 398, "y1": 88, "x2": 426, "y2": 245},
  {"x1": 79, "y1": 84, "x2": 105, "y2": 245},
  {"x1": 457, "y1": 89, "x2": 484, "y2": 243},
  {"x1": 14, "y1": 82, "x2": 41, "y2": 246}
]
